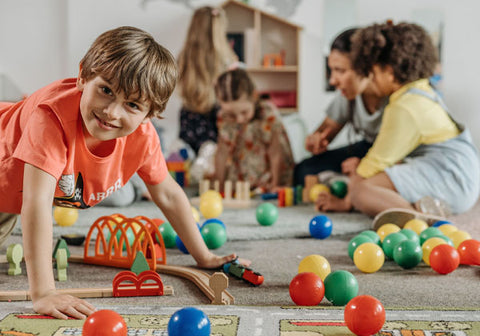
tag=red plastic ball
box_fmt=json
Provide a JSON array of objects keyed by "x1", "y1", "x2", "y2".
[
  {"x1": 429, "y1": 244, "x2": 460, "y2": 274},
  {"x1": 83, "y1": 310, "x2": 127, "y2": 336},
  {"x1": 344, "y1": 295, "x2": 385, "y2": 336},
  {"x1": 289, "y1": 272, "x2": 325, "y2": 306},
  {"x1": 457, "y1": 239, "x2": 480, "y2": 265}
]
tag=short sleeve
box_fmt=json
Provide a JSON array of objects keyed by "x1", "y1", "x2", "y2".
[
  {"x1": 325, "y1": 92, "x2": 351, "y2": 125},
  {"x1": 136, "y1": 126, "x2": 169, "y2": 186},
  {"x1": 13, "y1": 106, "x2": 67, "y2": 179}
]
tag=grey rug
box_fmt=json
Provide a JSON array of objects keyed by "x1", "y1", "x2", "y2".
[{"x1": 12, "y1": 201, "x2": 372, "y2": 241}]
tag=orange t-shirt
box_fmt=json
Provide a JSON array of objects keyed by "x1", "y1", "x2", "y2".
[{"x1": 0, "y1": 78, "x2": 168, "y2": 213}]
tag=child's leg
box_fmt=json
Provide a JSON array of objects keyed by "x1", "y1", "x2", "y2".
[
  {"x1": 0, "y1": 213, "x2": 18, "y2": 247},
  {"x1": 350, "y1": 172, "x2": 414, "y2": 217}
]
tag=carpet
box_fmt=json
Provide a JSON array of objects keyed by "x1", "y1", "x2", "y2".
[
  {"x1": 0, "y1": 305, "x2": 479, "y2": 335},
  {"x1": 12, "y1": 201, "x2": 372, "y2": 241}
]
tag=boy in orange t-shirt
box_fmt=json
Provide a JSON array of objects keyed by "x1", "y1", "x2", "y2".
[{"x1": 0, "y1": 26, "x2": 247, "y2": 319}]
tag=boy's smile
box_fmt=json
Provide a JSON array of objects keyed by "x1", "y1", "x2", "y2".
[{"x1": 76, "y1": 75, "x2": 151, "y2": 146}]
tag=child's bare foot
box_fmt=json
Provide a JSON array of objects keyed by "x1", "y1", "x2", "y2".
[{"x1": 315, "y1": 192, "x2": 352, "y2": 212}]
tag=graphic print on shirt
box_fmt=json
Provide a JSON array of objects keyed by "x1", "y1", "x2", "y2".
[{"x1": 54, "y1": 173, "x2": 88, "y2": 209}]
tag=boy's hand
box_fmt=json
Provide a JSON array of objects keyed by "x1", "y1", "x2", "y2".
[
  {"x1": 305, "y1": 130, "x2": 330, "y2": 155},
  {"x1": 196, "y1": 252, "x2": 251, "y2": 269},
  {"x1": 32, "y1": 291, "x2": 96, "y2": 320}
]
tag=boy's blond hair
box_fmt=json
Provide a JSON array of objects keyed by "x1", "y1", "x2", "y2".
[
  {"x1": 177, "y1": 6, "x2": 237, "y2": 114},
  {"x1": 80, "y1": 26, "x2": 177, "y2": 118}
]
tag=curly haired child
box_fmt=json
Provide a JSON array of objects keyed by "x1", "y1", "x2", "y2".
[{"x1": 316, "y1": 21, "x2": 480, "y2": 222}]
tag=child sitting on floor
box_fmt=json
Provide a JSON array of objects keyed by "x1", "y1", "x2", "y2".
[
  {"x1": 316, "y1": 21, "x2": 480, "y2": 218},
  {"x1": 0, "y1": 26, "x2": 248, "y2": 320},
  {"x1": 212, "y1": 68, "x2": 294, "y2": 192}
]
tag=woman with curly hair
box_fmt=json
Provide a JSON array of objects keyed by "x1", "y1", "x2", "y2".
[{"x1": 316, "y1": 21, "x2": 480, "y2": 224}]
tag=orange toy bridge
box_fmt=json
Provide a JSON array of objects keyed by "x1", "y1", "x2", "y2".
[{"x1": 83, "y1": 214, "x2": 166, "y2": 269}]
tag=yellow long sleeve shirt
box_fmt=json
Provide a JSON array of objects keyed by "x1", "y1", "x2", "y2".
[{"x1": 357, "y1": 79, "x2": 460, "y2": 178}]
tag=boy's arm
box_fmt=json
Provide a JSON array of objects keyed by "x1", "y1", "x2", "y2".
[
  {"x1": 146, "y1": 174, "x2": 250, "y2": 268},
  {"x1": 22, "y1": 163, "x2": 95, "y2": 319},
  {"x1": 305, "y1": 117, "x2": 343, "y2": 155}
]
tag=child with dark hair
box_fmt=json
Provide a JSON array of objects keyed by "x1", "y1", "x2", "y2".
[
  {"x1": 317, "y1": 21, "x2": 480, "y2": 222},
  {"x1": 213, "y1": 68, "x2": 294, "y2": 192},
  {"x1": 0, "y1": 26, "x2": 247, "y2": 319},
  {"x1": 294, "y1": 28, "x2": 386, "y2": 191}
]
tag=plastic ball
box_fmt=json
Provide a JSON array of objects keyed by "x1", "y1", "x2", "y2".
[
  {"x1": 191, "y1": 206, "x2": 201, "y2": 223},
  {"x1": 199, "y1": 198, "x2": 223, "y2": 219},
  {"x1": 357, "y1": 230, "x2": 381, "y2": 246},
  {"x1": 168, "y1": 307, "x2": 211, "y2": 336},
  {"x1": 175, "y1": 235, "x2": 189, "y2": 254},
  {"x1": 447, "y1": 230, "x2": 472, "y2": 248},
  {"x1": 53, "y1": 206, "x2": 79, "y2": 227},
  {"x1": 199, "y1": 190, "x2": 222, "y2": 203},
  {"x1": 203, "y1": 218, "x2": 226, "y2": 229},
  {"x1": 382, "y1": 232, "x2": 408, "y2": 260},
  {"x1": 437, "y1": 224, "x2": 458, "y2": 237},
  {"x1": 354, "y1": 242, "x2": 385, "y2": 273},
  {"x1": 348, "y1": 235, "x2": 373, "y2": 260},
  {"x1": 83, "y1": 310, "x2": 127, "y2": 336},
  {"x1": 309, "y1": 183, "x2": 330, "y2": 202},
  {"x1": 399, "y1": 228, "x2": 420, "y2": 244},
  {"x1": 422, "y1": 237, "x2": 447, "y2": 265},
  {"x1": 158, "y1": 222, "x2": 177, "y2": 248},
  {"x1": 393, "y1": 240, "x2": 423, "y2": 269},
  {"x1": 330, "y1": 180, "x2": 348, "y2": 198},
  {"x1": 201, "y1": 222, "x2": 227, "y2": 249},
  {"x1": 404, "y1": 219, "x2": 428, "y2": 235},
  {"x1": 256, "y1": 203, "x2": 279, "y2": 226},
  {"x1": 429, "y1": 244, "x2": 460, "y2": 274},
  {"x1": 309, "y1": 215, "x2": 333, "y2": 239},
  {"x1": 106, "y1": 223, "x2": 141, "y2": 252},
  {"x1": 432, "y1": 220, "x2": 453, "y2": 227},
  {"x1": 298, "y1": 255, "x2": 331, "y2": 281},
  {"x1": 324, "y1": 270, "x2": 358, "y2": 306},
  {"x1": 376, "y1": 223, "x2": 401, "y2": 242},
  {"x1": 344, "y1": 295, "x2": 385, "y2": 336},
  {"x1": 289, "y1": 272, "x2": 325, "y2": 306},
  {"x1": 458, "y1": 239, "x2": 480, "y2": 265},
  {"x1": 419, "y1": 227, "x2": 444, "y2": 245}
]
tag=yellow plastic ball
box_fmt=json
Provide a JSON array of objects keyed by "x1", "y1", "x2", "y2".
[
  {"x1": 376, "y1": 223, "x2": 401, "y2": 242},
  {"x1": 448, "y1": 230, "x2": 472, "y2": 249},
  {"x1": 353, "y1": 242, "x2": 385, "y2": 273},
  {"x1": 53, "y1": 206, "x2": 79, "y2": 227},
  {"x1": 437, "y1": 224, "x2": 458, "y2": 237},
  {"x1": 199, "y1": 198, "x2": 223, "y2": 219},
  {"x1": 404, "y1": 219, "x2": 429, "y2": 235},
  {"x1": 298, "y1": 254, "x2": 331, "y2": 281},
  {"x1": 191, "y1": 206, "x2": 201, "y2": 223},
  {"x1": 422, "y1": 237, "x2": 447, "y2": 265},
  {"x1": 309, "y1": 184, "x2": 330, "y2": 202},
  {"x1": 200, "y1": 190, "x2": 222, "y2": 203}
]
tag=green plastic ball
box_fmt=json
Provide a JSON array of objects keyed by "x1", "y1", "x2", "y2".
[
  {"x1": 159, "y1": 222, "x2": 177, "y2": 248},
  {"x1": 382, "y1": 232, "x2": 408, "y2": 259},
  {"x1": 393, "y1": 240, "x2": 423, "y2": 269},
  {"x1": 358, "y1": 230, "x2": 381, "y2": 246},
  {"x1": 419, "y1": 227, "x2": 444, "y2": 245},
  {"x1": 324, "y1": 270, "x2": 358, "y2": 306},
  {"x1": 330, "y1": 180, "x2": 348, "y2": 198},
  {"x1": 399, "y1": 228, "x2": 420, "y2": 244},
  {"x1": 348, "y1": 235, "x2": 373, "y2": 260},
  {"x1": 256, "y1": 203, "x2": 278, "y2": 226},
  {"x1": 201, "y1": 223, "x2": 227, "y2": 249}
]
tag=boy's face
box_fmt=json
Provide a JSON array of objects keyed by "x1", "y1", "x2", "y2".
[
  {"x1": 76, "y1": 76, "x2": 151, "y2": 142},
  {"x1": 219, "y1": 94, "x2": 255, "y2": 124}
]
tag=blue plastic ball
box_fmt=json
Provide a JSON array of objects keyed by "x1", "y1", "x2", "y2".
[
  {"x1": 168, "y1": 307, "x2": 211, "y2": 336},
  {"x1": 175, "y1": 235, "x2": 189, "y2": 254},
  {"x1": 309, "y1": 215, "x2": 333, "y2": 239},
  {"x1": 203, "y1": 218, "x2": 226, "y2": 229},
  {"x1": 432, "y1": 220, "x2": 452, "y2": 227}
]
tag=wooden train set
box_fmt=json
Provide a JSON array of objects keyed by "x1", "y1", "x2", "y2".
[{"x1": 0, "y1": 214, "x2": 234, "y2": 304}]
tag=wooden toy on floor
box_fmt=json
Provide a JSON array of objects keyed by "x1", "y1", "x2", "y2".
[
  {"x1": 6, "y1": 243, "x2": 23, "y2": 276},
  {"x1": 55, "y1": 248, "x2": 68, "y2": 282}
]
